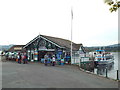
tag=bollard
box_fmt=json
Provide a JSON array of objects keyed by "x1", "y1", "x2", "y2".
[
  {"x1": 106, "y1": 68, "x2": 108, "y2": 78},
  {"x1": 117, "y1": 70, "x2": 119, "y2": 80}
]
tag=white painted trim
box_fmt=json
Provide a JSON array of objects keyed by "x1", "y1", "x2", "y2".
[
  {"x1": 23, "y1": 35, "x2": 64, "y2": 49},
  {"x1": 23, "y1": 36, "x2": 39, "y2": 48}
]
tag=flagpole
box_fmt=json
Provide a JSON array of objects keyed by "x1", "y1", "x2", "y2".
[
  {"x1": 39, "y1": 32, "x2": 40, "y2": 38},
  {"x1": 71, "y1": 7, "x2": 73, "y2": 64}
]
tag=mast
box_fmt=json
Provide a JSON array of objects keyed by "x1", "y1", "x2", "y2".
[
  {"x1": 39, "y1": 32, "x2": 40, "y2": 38},
  {"x1": 71, "y1": 7, "x2": 73, "y2": 64}
]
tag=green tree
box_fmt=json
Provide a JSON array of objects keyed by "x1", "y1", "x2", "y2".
[{"x1": 104, "y1": 0, "x2": 120, "y2": 12}]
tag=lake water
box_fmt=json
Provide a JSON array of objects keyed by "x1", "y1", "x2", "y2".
[{"x1": 93, "y1": 52, "x2": 119, "y2": 80}]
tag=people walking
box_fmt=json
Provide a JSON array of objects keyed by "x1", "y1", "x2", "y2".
[
  {"x1": 52, "y1": 55, "x2": 56, "y2": 66},
  {"x1": 44, "y1": 54, "x2": 48, "y2": 66},
  {"x1": 23, "y1": 53, "x2": 28, "y2": 64},
  {"x1": 17, "y1": 53, "x2": 22, "y2": 64}
]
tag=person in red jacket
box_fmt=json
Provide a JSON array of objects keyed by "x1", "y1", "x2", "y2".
[{"x1": 23, "y1": 53, "x2": 28, "y2": 64}]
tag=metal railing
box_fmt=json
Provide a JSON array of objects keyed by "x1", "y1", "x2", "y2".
[
  {"x1": 80, "y1": 61, "x2": 119, "y2": 80},
  {"x1": 71, "y1": 54, "x2": 119, "y2": 80}
]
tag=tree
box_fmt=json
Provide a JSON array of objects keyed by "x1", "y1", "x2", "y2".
[{"x1": 104, "y1": 0, "x2": 120, "y2": 12}]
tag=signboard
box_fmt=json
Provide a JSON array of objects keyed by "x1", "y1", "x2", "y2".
[
  {"x1": 39, "y1": 49, "x2": 55, "y2": 51},
  {"x1": 14, "y1": 47, "x2": 22, "y2": 50},
  {"x1": 38, "y1": 46, "x2": 55, "y2": 51},
  {"x1": 39, "y1": 46, "x2": 47, "y2": 50},
  {"x1": 46, "y1": 49, "x2": 55, "y2": 51}
]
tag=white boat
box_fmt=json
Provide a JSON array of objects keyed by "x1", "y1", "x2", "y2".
[{"x1": 94, "y1": 50, "x2": 114, "y2": 65}]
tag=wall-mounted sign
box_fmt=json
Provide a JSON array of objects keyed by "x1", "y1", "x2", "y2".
[
  {"x1": 46, "y1": 49, "x2": 55, "y2": 51},
  {"x1": 39, "y1": 49, "x2": 55, "y2": 51},
  {"x1": 14, "y1": 47, "x2": 22, "y2": 50},
  {"x1": 39, "y1": 46, "x2": 47, "y2": 51}
]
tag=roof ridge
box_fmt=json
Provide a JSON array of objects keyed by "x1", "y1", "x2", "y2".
[
  {"x1": 40, "y1": 34, "x2": 77, "y2": 44},
  {"x1": 24, "y1": 34, "x2": 83, "y2": 51}
]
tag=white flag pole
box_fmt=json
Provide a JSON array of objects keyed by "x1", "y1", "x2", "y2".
[{"x1": 71, "y1": 7, "x2": 73, "y2": 64}]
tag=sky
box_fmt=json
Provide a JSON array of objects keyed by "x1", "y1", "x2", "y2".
[{"x1": 0, "y1": 0, "x2": 118, "y2": 47}]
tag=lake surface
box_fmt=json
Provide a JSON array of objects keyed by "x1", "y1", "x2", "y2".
[{"x1": 94, "y1": 52, "x2": 119, "y2": 80}]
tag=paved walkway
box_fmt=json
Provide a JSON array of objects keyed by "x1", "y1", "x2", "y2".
[{"x1": 1, "y1": 56, "x2": 119, "y2": 88}]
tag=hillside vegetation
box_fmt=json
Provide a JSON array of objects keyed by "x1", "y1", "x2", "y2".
[{"x1": 85, "y1": 44, "x2": 120, "y2": 52}]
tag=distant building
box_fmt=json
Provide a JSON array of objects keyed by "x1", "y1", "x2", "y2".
[
  {"x1": 8, "y1": 45, "x2": 25, "y2": 52},
  {"x1": 23, "y1": 34, "x2": 86, "y2": 64},
  {"x1": 0, "y1": 45, "x2": 14, "y2": 51}
]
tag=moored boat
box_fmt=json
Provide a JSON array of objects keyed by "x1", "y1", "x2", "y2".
[{"x1": 94, "y1": 50, "x2": 114, "y2": 66}]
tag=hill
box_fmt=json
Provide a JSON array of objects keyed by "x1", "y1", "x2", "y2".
[
  {"x1": 0, "y1": 44, "x2": 14, "y2": 51},
  {"x1": 85, "y1": 43, "x2": 120, "y2": 52}
]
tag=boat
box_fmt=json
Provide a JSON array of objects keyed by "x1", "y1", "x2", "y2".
[{"x1": 94, "y1": 50, "x2": 114, "y2": 66}]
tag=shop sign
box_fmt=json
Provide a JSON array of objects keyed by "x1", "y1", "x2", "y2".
[
  {"x1": 47, "y1": 49, "x2": 55, "y2": 51},
  {"x1": 58, "y1": 49, "x2": 62, "y2": 51},
  {"x1": 14, "y1": 47, "x2": 22, "y2": 50},
  {"x1": 39, "y1": 49, "x2": 47, "y2": 51},
  {"x1": 39, "y1": 49, "x2": 55, "y2": 51},
  {"x1": 39, "y1": 46, "x2": 47, "y2": 50}
]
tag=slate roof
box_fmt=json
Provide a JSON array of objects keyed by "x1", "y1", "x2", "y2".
[
  {"x1": 41, "y1": 35, "x2": 82, "y2": 51},
  {"x1": 24, "y1": 34, "x2": 83, "y2": 51}
]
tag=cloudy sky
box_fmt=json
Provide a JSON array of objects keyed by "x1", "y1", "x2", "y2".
[{"x1": 0, "y1": 0, "x2": 118, "y2": 46}]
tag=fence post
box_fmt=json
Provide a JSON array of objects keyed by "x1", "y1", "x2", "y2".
[
  {"x1": 106, "y1": 68, "x2": 108, "y2": 78},
  {"x1": 117, "y1": 70, "x2": 119, "y2": 80}
]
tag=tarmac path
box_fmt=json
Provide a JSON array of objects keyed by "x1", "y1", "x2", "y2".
[{"x1": 1, "y1": 56, "x2": 119, "y2": 88}]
